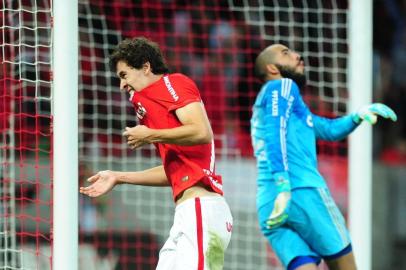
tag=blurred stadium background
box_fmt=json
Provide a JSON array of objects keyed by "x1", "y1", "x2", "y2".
[{"x1": 1, "y1": 0, "x2": 405, "y2": 269}]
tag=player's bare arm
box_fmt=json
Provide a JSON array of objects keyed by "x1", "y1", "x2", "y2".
[
  {"x1": 123, "y1": 101, "x2": 213, "y2": 148},
  {"x1": 79, "y1": 165, "x2": 169, "y2": 197}
]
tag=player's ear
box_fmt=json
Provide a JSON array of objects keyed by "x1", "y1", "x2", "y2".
[
  {"x1": 143, "y1": 62, "x2": 151, "y2": 74},
  {"x1": 266, "y1": 63, "x2": 280, "y2": 76}
]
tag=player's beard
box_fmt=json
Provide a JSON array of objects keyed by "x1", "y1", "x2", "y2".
[{"x1": 275, "y1": 64, "x2": 307, "y2": 89}]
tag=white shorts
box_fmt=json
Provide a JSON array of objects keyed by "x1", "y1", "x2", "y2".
[{"x1": 156, "y1": 196, "x2": 233, "y2": 270}]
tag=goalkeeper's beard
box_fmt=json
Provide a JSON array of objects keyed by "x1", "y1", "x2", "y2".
[{"x1": 275, "y1": 64, "x2": 307, "y2": 89}]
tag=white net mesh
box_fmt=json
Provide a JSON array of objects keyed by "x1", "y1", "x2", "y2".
[
  {"x1": 1, "y1": 0, "x2": 52, "y2": 269},
  {"x1": 228, "y1": 0, "x2": 349, "y2": 114}
]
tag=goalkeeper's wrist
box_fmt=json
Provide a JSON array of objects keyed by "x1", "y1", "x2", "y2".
[
  {"x1": 351, "y1": 112, "x2": 362, "y2": 124},
  {"x1": 273, "y1": 172, "x2": 291, "y2": 193}
]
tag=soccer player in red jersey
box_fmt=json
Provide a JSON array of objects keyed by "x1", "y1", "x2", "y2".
[{"x1": 80, "y1": 37, "x2": 233, "y2": 270}]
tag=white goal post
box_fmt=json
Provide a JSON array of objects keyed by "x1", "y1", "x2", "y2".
[
  {"x1": 348, "y1": 1, "x2": 373, "y2": 270},
  {"x1": 52, "y1": 0, "x2": 78, "y2": 270}
]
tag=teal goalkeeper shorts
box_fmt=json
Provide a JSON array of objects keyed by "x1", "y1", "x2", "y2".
[{"x1": 257, "y1": 186, "x2": 351, "y2": 267}]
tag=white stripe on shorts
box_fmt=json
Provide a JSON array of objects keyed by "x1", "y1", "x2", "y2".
[{"x1": 318, "y1": 188, "x2": 349, "y2": 245}]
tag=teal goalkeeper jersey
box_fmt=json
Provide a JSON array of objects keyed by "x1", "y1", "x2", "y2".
[{"x1": 251, "y1": 78, "x2": 358, "y2": 189}]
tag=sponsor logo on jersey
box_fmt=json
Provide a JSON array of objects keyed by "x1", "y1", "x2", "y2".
[
  {"x1": 136, "y1": 102, "x2": 147, "y2": 119},
  {"x1": 163, "y1": 76, "x2": 179, "y2": 101},
  {"x1": 306, "y1": 114, "x2": 314, "y2": 127},
  {"x1": 271, "y1": 90, "x2": 278, "y2": 116}
]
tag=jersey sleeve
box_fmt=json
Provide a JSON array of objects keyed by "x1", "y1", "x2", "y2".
[
  {"x1": 160, "y1": 74, "x2": 202, "y2": 112},
  {"x1": 312, "y1": 114, "x2": 359, "y2": 141},
  {"x1": 262, "y1": 79, "x2": 299, "y2": 174}
]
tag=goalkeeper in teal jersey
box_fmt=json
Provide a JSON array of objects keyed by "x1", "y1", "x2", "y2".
[{"x1": 251, "y1": 44, "x2": 397, "y2": 270}]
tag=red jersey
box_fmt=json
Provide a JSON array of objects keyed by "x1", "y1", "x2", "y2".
[{"x1": 130, "y1": 73, "x2": 223, "y2": 201}]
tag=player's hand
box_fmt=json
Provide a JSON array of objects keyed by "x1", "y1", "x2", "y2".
[
  {"x1": 266, "y1": 172, "x2": 291, "y2": 229},
  {"x1": 352, "y1": 103, "x2": 397, "y2": 125},
  {"x1": 123, "y1": 125, "x2": 152, "y2": 149},
  {"x1": 79, "y1": 170, "x2": 117, "y2": 197}
]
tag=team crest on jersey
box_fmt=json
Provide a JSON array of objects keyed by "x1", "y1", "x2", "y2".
[
  {"x1": 306, "y1": 114, "x2": 314, "y2": 127},
  {"x1": 136, "y1": 102, "x2": 147, "y2": 119}
]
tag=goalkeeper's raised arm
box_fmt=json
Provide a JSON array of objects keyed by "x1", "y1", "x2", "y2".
[{"x1": 311, "y1": 102, "x2": 397, "y2": 141}]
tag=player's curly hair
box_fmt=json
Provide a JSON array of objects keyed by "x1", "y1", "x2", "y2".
[{"x1": 109, "y1": 37, "x2": 169, "y2": 74}]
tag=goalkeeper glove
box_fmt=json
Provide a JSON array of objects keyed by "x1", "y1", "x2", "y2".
[
  {"x1": 266, "y1": 172, "x2": 291, "y2": 229},
  {"x1": 352, "y1": 103, "x2": 397, "y2": 125}
]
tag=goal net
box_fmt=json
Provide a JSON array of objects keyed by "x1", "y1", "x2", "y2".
[
  {"x1": 1, "y1": 0, "x2": 350, "y2": 269},
  {"x1": 1, "y1": 0, "x2": 53, "y2": 269}
]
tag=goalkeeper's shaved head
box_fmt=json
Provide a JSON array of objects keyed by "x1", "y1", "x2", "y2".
[
  {"x1": 255, "y1": 44, "x2": 306, "y2": 88},
  {"x1": 255, "y1": 45, "x2": 277, "y2": 82}
]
